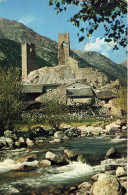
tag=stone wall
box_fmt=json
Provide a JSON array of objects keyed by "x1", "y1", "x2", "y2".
[
  {"x1": 22, "y1": 42, "x2": 35, "y2": 80},
  {"x1": 58, "y1": 33, "x2": 70, "y2": 65}
]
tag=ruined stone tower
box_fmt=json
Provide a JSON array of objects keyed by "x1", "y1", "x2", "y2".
[
  {"x1": 22, "y1": 42, "x2": 35, "y2": 80},
  {"x1": 58, "y1": 33, "x2": 70, "y2": 65}
]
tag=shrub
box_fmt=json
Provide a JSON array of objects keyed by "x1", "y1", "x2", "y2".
[
  {"x1": 41, "y1": 96, "x2": 67, "y2": 130},
  {"x1": 0, "y1": 67, "x2": 23, "y2": 133},
  {"x1": 116, "y1": 81, "x2": 127, "y2": 116}
]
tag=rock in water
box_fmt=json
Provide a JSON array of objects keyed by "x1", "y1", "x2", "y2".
[
  {"x1": 64, "y1": 149, "x2": 78, "y2": 161},
  {"x1": 105, "y1": 147, "x2": 121, "y2": 159},
  {"x1": 54, "y1": 131, "x2": 65, "y2": 139},
  {"x1": 45, "y1": 151, "x2": 68, "y2": 165},
  {"x1": 26, "y1": 138, "x2": 34, "y2": 147},
  {"x1": 15, "y1": 165, "x2": 36, "y2": 171},
  {"x1": 39, "y1": 160, "x2": 51, "y2": 167}
]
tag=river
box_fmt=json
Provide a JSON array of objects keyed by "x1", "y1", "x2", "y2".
[{"x1": 0, "y1": 136, "x2": 127, "y2": 195}]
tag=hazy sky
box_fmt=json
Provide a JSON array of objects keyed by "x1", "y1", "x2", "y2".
[{"x1": 0, "y1": 0, "x2": 127, "y2": 63}]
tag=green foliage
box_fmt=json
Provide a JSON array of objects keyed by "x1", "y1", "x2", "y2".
[
  {"x1": 49, "y1": 0, "x2": 127, "y2": 49},
  {"x1": 41, "y1": 97, "x2": 67, "y2": 130},
  {"x1": 0, "y1": 67, "x2": 23, "y2": 132},
  {"x1": 116, "y1": 84, "x2": 127, "y2": 116}
]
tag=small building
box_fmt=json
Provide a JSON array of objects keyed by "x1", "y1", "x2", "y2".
[{"x1": 66, "y1": 83, "x2": 94, "y2": 105}]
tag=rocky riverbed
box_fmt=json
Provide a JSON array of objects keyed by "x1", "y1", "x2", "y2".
[{"x1": 0, "y1": 119, "x2": 127, "y2": 195}]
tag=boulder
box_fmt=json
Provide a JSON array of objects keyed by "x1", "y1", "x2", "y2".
[
  {"x1": 105, "y1": 147, "x2": 121, "y2": 159},
  {"x1": 39, "y1": 159, "x2": 52, "y2": 167},
  {"x1": 15, "y1": 141, "x2": 21, "y2": 148},
  {"x1": 122, "y1": 126, "x2": 127, "y2": 130},
  {"x1": 19, "y1": 137, "x2": 26, "y2": 147},
  {"x1": 65, "y1": 128, "x2": 80, "y2": 137},
  {"x1": 105, "y1": 165, "x2": 117, "y2": 171},
  {"x1": 115, "y1": 119, "x2": 122, "y2": 126},
  {"x1": 0, "y1": 137, "x2": 7, "y2": 148},
  {"x1": 5, "y1": 138, "x2": 14, "y2": 148},
  {"x1": 54, "y1": 131, "x2": 65, "y2": 139},
  {"x1": 77, "y1": 182, "x2": 92, "y2": 195},
  {"x1": 91, "y1": 173, "x2": 106, "y2": 181},
  {"x1": 78, "y1": 182, "x2": 92, "y2": 190},
  {"x1": 53, "y1": 138, "x2": 62, "y2": 143},
  {"x1": 116, "y1": 167, "x2": 127, "y2": 177},
  {"x1": 90, "y1": 175, "x2": 123, "y2": 195},
  {"x1": 15, "y1": 164, "x2": 36, "y2": 171},
  {"x1": 106, "y1": 123, "x2": 120, "y2": 131},
  {"x1": 4, "y1": 130, "x2": 17, "y2": 140},
  {"x1": 15, "y1": 154, "x2": 37, "y2": 163},
  {"x1": 45, "y1": 151, "x2": 68, "y2": 165},
  {"x1": 26, "y1": 138, "x2": 34, "y2": 147},
  {"x1": 64, "y1": 149, "x2": 78, "y2": 161},
  {"x1": 77, "y1": 154, "x2": 86, "y2": 163}
]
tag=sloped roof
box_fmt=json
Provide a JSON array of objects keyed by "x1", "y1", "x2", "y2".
[
  {"x1": 96, "y1": 90, "x2": 116, "y2": 100},
  {"x1": 67, "y1": 87, "x2": 93, "y2": 97},
  {"x1": 23, "y1": 85, "x2": 43, "y2": 93}
]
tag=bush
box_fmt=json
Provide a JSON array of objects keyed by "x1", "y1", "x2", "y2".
[
  {"x1": 41, "y1": 97, "x2": 67, "y2": 130},
  {"x1": 0, "y1": 67, "x2": 23, "y2": 133},
  {"x1": 116, "y1": 82, "x2": 127, "y2": 116}
]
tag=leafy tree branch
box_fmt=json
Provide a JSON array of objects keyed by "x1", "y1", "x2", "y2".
[{"x1": 49, "y1": 0, "x2": 127, "y2": 49}]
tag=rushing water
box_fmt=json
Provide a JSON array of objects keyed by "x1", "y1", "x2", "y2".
[{"x1": 0, "y1": 136, "x2": 127, "y2": 195}]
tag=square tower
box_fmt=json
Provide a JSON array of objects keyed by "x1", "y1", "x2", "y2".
[
  {"x1": 58, "y1": 33, "x2": 70, "y2": 65},
  {"x1": 22, "y1": 42, "x2": 35, "y2": 80}
]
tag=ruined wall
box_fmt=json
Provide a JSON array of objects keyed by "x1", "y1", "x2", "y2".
[
  {"x1": 35, "y1": 85, "x2": 67, "y2": 104},
  {"x1": 22, "y1": 42, "x2": 35, "y2": 80},
  {"x1": 58, "y1": 33, "x2": 70, "y2": 65}
]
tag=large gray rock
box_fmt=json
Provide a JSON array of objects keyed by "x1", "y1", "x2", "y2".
[
  {"x1": 65, "y1": 128, "x2": 80, "y2": 137},
  {"x1": 64, "y1": 149, "x2": 78, "y2": 161},
  {"x1": 45, "y1": 151, "x2": 68, "y2": 165},
  {"x1": 54, "y1": 131, "x2": 65, "y2": 139},
  {"x1": 90, "y1": 175, "x2": 123, "y2": 195},
  {"x1": 0, "y1": 137, "x2": 7, "y2": 148},
  {"x1": 116, "y1": 167, "x2": 127, "y2": 177},
  {"x1": 105, "y1": 147, "x2": 121, "y2": 159},
  {"x1": 39, "y1": 159, "x2": 51, "y2": 167},
  {"x1": 106, "y1": 123, "x2": 120, "y2": 131},
  {"x1": 6, "y1": 138, "x2": 14, "y2": 148},
  {"x1": 26, "y1": 138, "x2": 34, "y2": 147},
  {"x1": 19, "y1": 137, "x2": 26, "y2": 147}
]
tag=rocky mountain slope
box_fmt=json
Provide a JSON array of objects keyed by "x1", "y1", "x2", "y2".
[
  {"x1": 73, "y1": 50, "x2": 127, "y2": 80},
  {"x1": 0, "y1": 17, "x2": 126, "y2": 80},
  {"x1": 120, "y1": 59, "x2": 127, "y2": 67}
]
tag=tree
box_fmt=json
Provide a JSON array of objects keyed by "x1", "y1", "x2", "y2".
[
  {"x1": 116, "y1": 80, "x2": 127, "y2": 116},
  {"x1": 0, "y1": 67, "x2": 23, "y2": 132},
  {"x1": 41, "y1": 96, "x2": 67, "y2": 130},
  {"x1": 49, "y1": 0, "x2": 127, "y2": 49}
]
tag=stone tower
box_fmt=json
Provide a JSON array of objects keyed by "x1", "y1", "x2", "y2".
[
  {"x1": 22, "y1": 42, "x2": 35, "y2": 80},
  {"x1": 58, "y1": 33, "x2": 70, "y2": 65}
]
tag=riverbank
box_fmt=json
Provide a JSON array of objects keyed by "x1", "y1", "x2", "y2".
[{"x1": 0, "y1": 119, "x2": 127, "y2": 150}]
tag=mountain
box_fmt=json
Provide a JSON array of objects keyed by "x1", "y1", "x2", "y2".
[
  {"x1": 72, "y1": 50, "x2": 127, "y2": 80},
  {"x1": 120, "y1": 59, "x2": 127, "y2": 68},
  {"x1": 0, "y1": 17, "x2": 126, "y2": 80}
]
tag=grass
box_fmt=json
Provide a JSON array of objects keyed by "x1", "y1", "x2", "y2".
[
  {"x1": 64, "y1": 117, "x2": 116, "y2": 128},
  {"x1": 13, "y1": 116, "x2": 117, "y2": 131}
]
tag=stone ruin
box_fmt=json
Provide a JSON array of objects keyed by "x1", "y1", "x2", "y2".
[
  {"x1": 22, "y1": 42, "x2": 35, "y2": 80},
  {"x1": 21, "y1": 33, "x2": 121, "y2": 117}
]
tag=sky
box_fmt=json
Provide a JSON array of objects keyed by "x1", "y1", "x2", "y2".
[{"x1": 0, "y1": 0, "x2": 127, "y2": 64}]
